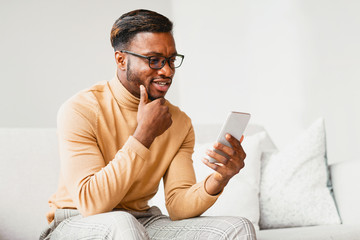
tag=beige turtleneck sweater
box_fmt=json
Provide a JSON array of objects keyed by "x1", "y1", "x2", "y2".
[{"x1": 46, "y1": 76, "x2": 219, "y2": 223}]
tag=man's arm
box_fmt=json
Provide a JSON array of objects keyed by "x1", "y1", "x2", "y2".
[
  {"x1": 57, "y1": 97, "x2": 150, "y2": 217},
  {"x1": 58, "y1": 85, "x2": 173, "y2": 217},
  {"x1": 163, "y1": 125, "x2": 220, "y2": 220},
  {"x1": 163, "y1": 126, "x2": 246, "y2": 220}
]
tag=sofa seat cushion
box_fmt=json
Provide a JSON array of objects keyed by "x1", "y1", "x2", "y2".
[{"x1": 257, "y1": 224, "x2": 360, "y2": 240}]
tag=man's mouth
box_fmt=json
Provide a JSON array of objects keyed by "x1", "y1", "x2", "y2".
[
  {"x1": 152, "y1": 79, "x2": 172, "y2": 92},
  {"x1": 155, "y1": 82, "x2": 168, "y2": 86}
]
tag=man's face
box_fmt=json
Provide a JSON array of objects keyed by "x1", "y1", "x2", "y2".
[{"x1": 120, "y1": 32, "x2": 177, "y2": 101}]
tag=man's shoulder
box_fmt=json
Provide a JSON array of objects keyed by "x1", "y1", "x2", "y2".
[
  {"x1": 65, "y1": 80, "x2": 108, "y2": 104},
  {"x1": 59, "y1": 81, "x2": 109, "y2": 118}
]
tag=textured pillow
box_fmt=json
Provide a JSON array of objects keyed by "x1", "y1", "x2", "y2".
[
  {"x1": 259, "y1": 118, "x2": 341, "y2": 229},
  {"x1": 193, "y1": 132, "x2": 268, "y2": 230}
]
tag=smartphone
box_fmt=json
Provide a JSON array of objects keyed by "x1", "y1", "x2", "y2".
[{"x1": 207, "y1": 111, "x2": 251, "y2": 163}]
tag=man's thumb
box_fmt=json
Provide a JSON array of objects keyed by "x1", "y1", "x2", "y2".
[{"x1": 139, "y1": 85, "x2": 148, "y2": 105}]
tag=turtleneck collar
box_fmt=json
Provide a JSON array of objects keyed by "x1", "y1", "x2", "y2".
[{"x1": 108, "y1": 74, "x2": 140, "y2": 111}]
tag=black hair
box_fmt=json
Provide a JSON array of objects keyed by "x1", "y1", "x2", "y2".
[{"x1": 110, "y1": 9, "x2": 173, "y2": 51}]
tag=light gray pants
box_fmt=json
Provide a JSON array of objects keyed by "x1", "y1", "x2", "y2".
[{"x1": 40, "y1": 207, "x2": 257, "y2": 240}]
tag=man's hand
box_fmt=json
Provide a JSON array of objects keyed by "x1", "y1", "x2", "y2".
[
  {"x1": 202, "y1": 134, "x2": 246, "y2": 195},
  {"x1": 133, "y1": 85, "x2": 172, "y2": 148}
]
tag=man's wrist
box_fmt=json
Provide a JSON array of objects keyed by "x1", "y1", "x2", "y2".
[
  {"x1": 204, "y1": 173, "x2": 229, "y2": 196},
  {"x1": 133, "y1": 127, "x2": 154, "y2": 149}
]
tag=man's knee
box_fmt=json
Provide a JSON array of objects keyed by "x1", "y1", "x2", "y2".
[
  {"x1": 221, "y1": 216, "x2": 257, "y2": 240},
  {"x1": 51, "y1": 211, "x2": 148, "y2": 240},
  {"x1": 94, "y1": 211, "x2": 149, "y2": 239},
  {"x1": 104, "y1": 211, "x2": 138, "y2": 226}
]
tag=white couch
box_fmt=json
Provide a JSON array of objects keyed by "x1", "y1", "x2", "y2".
[{"x1": 0, "y1": 125, "x2": 359, "y2": 240}]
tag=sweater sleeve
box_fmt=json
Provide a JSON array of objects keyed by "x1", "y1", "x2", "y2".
[
  {"x1": 57, "y1": 97, "x2": 150, "y2": 217},
  {"x1": 163, "y1": 125, "x2": 220, "y2": 220}
]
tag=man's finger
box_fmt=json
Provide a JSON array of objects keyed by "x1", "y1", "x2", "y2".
[
  {"x1": 139, "y1": 85, "x2": 148, "y2": 105},
  {"x1": 206, "y1": 148, "x2": 229, "y2": 165},
  {"x1": 225, "y1": 134, "x2": 241, "y2": 150},
  {"x1": 213, "y1": 142, "x2": 238, "y2": 160},
  {"x1": 158, "y1": 97, "x2": 166, "y2": 105}
]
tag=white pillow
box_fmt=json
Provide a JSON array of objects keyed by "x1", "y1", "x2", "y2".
[
  {"x1": 193, "y1": 132, "x2": 268, "y2": 231},
  {"x1": 259, "y1": 118, "x2": 341, "y2": 229}
]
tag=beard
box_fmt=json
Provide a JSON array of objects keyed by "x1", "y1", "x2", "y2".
[{"x1": 126, "y1": 59, "x2": 157, "y2": 101}]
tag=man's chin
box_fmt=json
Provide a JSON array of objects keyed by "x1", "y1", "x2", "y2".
[
  {"x1": 148, "y1": 89, "x2": 167, "y2": 101},
  {"x1": 147, "y1": 84, "x2": 169, "y2": 101},
  {"x1": 148, "y1": 94, "x2": 166, "y2": 101}
]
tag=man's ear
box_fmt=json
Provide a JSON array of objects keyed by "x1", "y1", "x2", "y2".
[{"x1": 115, "y1": 51, "x2": 126, "y2": 71}]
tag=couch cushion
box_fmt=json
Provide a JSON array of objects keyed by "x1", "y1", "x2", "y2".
[
  {"x1": 0, "y1": 128, "x2": 59, "y2": 240},
  {"x1": 259, "y1": 118, "x2": 341, "y2": 229}
]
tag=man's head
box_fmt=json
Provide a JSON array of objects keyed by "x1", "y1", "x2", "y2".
[
  {"x1": 111, "y1": 9, "x2": 173, "y2": 51},
  {"x1": 111, "y1": 10, "x2": 182, "y2": 101}
]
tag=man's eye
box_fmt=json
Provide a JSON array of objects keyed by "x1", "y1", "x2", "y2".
[{"x1": 150, "y1": 57, "x2": 162, "y2": 65}]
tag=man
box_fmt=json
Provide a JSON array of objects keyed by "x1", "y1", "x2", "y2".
[{"x1": 40, "y1": 9, "x2": 257, "y2": 240}]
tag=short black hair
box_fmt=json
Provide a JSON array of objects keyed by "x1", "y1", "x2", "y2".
[{"x1": 110, "y1": 9, "x2": 173, "y2": 51}]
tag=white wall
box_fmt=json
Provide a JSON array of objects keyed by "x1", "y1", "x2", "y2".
[
  {"x1": 299, "y1": 0, "x2": 360, "y2": 163},
  {"x1": 171, "y1": 0, "x2": 360, "y2": 163},
  {"x1": 0, "y1": 0, "x2": 173, "y2": 127},
  {"x1": 1, "y1": 0, "x2": 359, "y2": 163}
]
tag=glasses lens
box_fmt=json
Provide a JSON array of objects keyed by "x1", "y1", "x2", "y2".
[
  {"x1": 149, "y1": 57, "x2": 166, "y2": 69},
  {"x1": 149, "y1": 55, "x2": 184, "y2": 69},
  {"x1": 171, "y1": 56, "x2": 184, "y2": 68}
]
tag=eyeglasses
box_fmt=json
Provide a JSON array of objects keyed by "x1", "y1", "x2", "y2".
[{"x1": 120, "y1": 50, "x2": 184, "y2": 70}]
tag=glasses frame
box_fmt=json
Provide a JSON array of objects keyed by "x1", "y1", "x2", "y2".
[{"x1": 120, "y1": 50, "x2": 184, "y2": 70}]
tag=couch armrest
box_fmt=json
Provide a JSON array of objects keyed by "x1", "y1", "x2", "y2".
[{"x1": 330, "y1": 159, "x2": 360, "y2": 224}]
